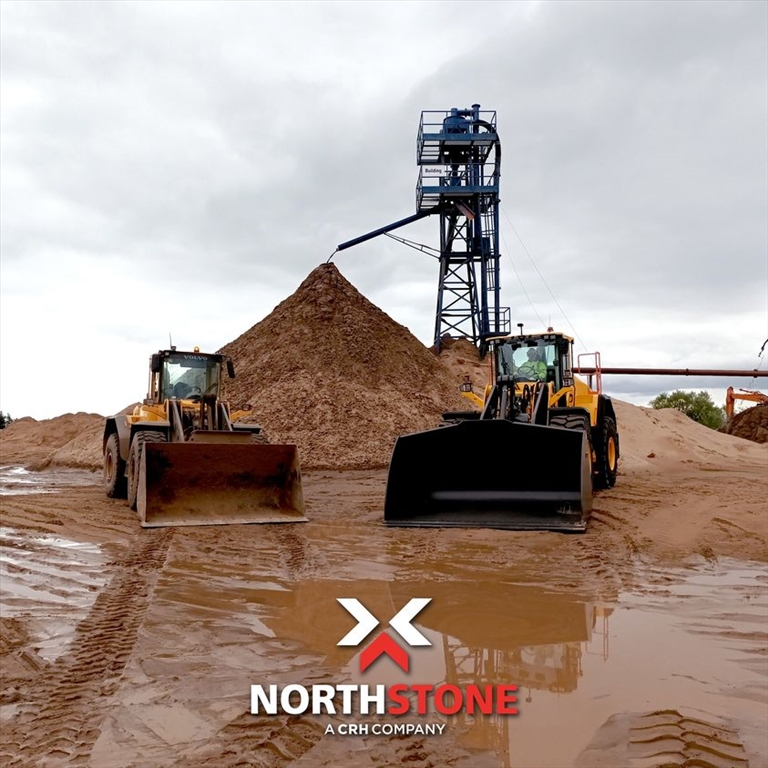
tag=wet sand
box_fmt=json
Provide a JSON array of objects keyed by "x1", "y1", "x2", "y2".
[{"x1": 1, "y1": 458, "x2": 766, "y2": 767}]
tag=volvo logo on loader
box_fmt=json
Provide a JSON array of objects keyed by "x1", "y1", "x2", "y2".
[{"x1": 336, "y1": 598, "x2": 431, "y2": 672}]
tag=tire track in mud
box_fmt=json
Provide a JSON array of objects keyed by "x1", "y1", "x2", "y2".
[
  {"x1": 173, "y1": 699, "x2": 494, "y2": 768},
  {"x1": 627, "y1": 710, "x2": 749, "y2": 767},
  {"x1": 0, "y1": 486, "x2": 137, "y2": 543},
  {"x1": 576, "y1": 709, "x2": 751, "y2": 768},
  {"x1": 171, "y1": 711, "x2": 326, "y2": 768},
  {"x1": 0, "y1": 530, "x2": 173, "y2": 767}
]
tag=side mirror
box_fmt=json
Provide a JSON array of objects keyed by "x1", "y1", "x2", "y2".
[
  {"x1": 151, "y1": 354, "x2": 162, "y2": 373},
  {"x1": 226, "y1": 359, "x2": 235, "y2": 379}
]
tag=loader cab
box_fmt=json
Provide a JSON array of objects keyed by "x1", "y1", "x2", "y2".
[
  {"x1": 148, "y1": 350, "x2": 226, "y2": 404},
  {"x1": 493, "y1": 333, "x2": 574, "y2": 390}
]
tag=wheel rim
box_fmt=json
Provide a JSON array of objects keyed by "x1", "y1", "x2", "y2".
[
  {"x1": 607, "y1": 437, "x2": 617, "y2": 471},
  {"x1": 105, "y1": 451, "x2": 114, "y2": 483}
]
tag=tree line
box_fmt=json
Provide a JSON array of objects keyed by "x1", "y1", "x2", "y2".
[{"x1": 649, "y1": 390, "x2": 725, "y2": 429}]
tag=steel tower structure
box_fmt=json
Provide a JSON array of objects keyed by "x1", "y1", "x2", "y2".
[
  {"x1": 336, "y1": 104, "x2": 509, "y2": 352},
  {"x1": 416, "y1": 105, "x2": 508, "y2": 349}
]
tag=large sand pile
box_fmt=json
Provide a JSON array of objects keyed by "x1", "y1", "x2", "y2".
[
  {"x1": 431, "y1": 335, "x2": 489, "y2": 406},
  {"x1": 220, "y1": 263, "x2": 466, "y2": 468},
  {"x1": 721, "y1": 403, "x2": 768, "y2": 444},
  {"x1": 612, "y1": 399, "x2": 767, "y2": 471},
  {"x1": 0, "y1": 413, "x2": 103, "y2": 471}
]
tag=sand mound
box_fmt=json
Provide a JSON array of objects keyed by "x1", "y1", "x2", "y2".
[
  {"x1": 431, "y1": 336, "x2": 489, "y2": 406},
  {"x1": 0, "y1": 413, "x2": 104, "y2": 471},
  {"x1": 613, "y1": 400, "x2": 767, "y2": 473},
  {"x1": 721, "y1": 403, "x2": 768, "y2": 444},
  {"x1": 220, "y1": 263, "x2": 466, "y2": 468}
]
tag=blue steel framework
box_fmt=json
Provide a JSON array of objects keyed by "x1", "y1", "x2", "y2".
[
  {"x1": 336, "y1": 104, "x2": 510, "y2": 353},
  {"x1": 417, "y1": 105, "x2": 509, "y2": 350}
]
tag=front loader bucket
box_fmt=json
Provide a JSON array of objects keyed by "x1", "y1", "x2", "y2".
[
  {"x1": 384, "y1": 419, "x2": 592, "y2": 532},
  {"x1": 138, "y1": 443, "x2": 306, "y2": 528}
]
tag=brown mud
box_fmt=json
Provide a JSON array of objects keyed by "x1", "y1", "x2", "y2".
[{"x1": 1, "y1": 449, "x2": 766, "y2": 767}]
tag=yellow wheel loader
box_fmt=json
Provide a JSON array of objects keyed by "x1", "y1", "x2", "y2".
[
  {"x1": 103, "y1": 347, "x2": 306, "y2": 528},
  {"x1": 385, "y1": 331, "x2": 619, "y2": 532}
]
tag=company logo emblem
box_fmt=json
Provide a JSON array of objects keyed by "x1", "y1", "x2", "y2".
[{"x1": 337, "y1": 598, "x2": 431, "y2": 672}]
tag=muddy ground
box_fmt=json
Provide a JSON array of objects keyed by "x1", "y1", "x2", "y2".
[{"x1": 1, "y1": 442, "x2": 766, "y2": 767}]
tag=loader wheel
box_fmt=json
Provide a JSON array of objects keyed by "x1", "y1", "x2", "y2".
[
  {"x1": 127, "y1": 431, "x2": 166, "y2": 511},
  {"x1": 550, "y1": 412, "x2": 595, "y2": 483},
  {"x1": 250, "y1": 432, "x2": 269, "y2": 445},
  {"x1": 594, "y1": 417, "x2": 618, "y2": 489},
  {"x1": 549, "y1": 413, "x2": 589, "y2": 431},
  {"x1": 103, "y1": 432, "x2": 127, "y2": 499}
]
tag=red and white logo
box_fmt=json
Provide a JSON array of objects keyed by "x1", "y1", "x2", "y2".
[
  {"x1": 250, "y1": 595, "x2": 519, "y2": 729},
  {"x1": 336, "y1": 598, "x2": 431, "y2": 673}
]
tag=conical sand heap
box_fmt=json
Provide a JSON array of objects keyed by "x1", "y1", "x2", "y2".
[{"x1": 220, "y1": 263, "x2": 465, "y2": 469}]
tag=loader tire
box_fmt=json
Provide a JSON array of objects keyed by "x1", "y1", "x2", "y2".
[
  {"x1": 103, "y1": 432, "x2": 127, "y2": 499},
  {"x1": 594, "y1": 416, "x2": 618, "y2": 489},
  {"x1": 127, "y1": 431, "x2": 166, "y2": 511},
  {"x1": 250, "y1": 432, "x2": 269, "y2": 445},
  {"x1": 549, "y1": 413, "x2": 589, "y2": 431},
  {"x1": 550, "y1": 412, "x2": 596, "y2": 487}
]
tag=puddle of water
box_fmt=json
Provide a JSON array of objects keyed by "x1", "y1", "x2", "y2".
[
  {"x1": 160, "y1": 562, "x2": 766, "y2": 768},
  {"x1": 0, "y1": 526, "x2": 108, "y2": 660},
  {"x1": 0, "y1": 465, "x2": 98, "y2": 496}
]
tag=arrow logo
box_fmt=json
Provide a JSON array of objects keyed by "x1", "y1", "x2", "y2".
[
  {"x1": 360, "y1": 632, "x2": 410, "y2": 672},
  {"x1": 336, "y1": 598, "x2": 432, "y2": 672}
]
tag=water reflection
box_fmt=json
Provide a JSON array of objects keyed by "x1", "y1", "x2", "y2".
[
  {"x1": 0, "y1": 466, "x2": 97, "y2": 496},
  {"x1": 148, "y1": 554, "x2": 765, "y2": 768},
  {"x1": 249, "y1": 579, "x2": 614, "y2": 765},
  {"x1": 0, "y1": 526, "x2": 108, "y2": 659}
]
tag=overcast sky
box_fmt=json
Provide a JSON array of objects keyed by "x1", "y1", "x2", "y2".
[{"x1": 1, "y1": 0, "x2": 766, "y2": 421}]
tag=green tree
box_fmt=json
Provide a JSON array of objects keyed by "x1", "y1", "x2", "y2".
[
  {"x1": 649, "y1": 390, "x2": 725, "y2": 430},
  {"x1": 0, "y1": 411, "x2": 11, "y2": 429}
]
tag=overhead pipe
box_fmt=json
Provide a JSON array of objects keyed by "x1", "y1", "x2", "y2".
[{"x1": 574, "y1": 367, "x2": 767, "y2": 377}]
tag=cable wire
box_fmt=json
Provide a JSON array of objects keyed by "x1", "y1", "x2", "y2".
[
  {"x1": 500, "y1": 204, "x2": 589, "y2": 351},
  {"x1": 498, "y1": 226, "x2": 546, "y2": 328},
  {"x1": 383, "y1": 232, "x2": 441, "y2": 257},
  {"x1": 750, "y1": 338, "x2": 768, "y2": 388}
]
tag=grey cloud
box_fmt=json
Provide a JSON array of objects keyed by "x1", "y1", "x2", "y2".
[{"x1": 1, "y1": 1, "x2": 766, "y2": 418}]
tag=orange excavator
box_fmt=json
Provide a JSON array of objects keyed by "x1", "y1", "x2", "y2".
[{"x1": 725, "y1": 387, "x2": 768, "y2": 420}]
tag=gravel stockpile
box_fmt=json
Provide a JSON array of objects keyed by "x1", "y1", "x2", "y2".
[{"x1": 721, "y1": 403, "x2": 768, "y2": 444}]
